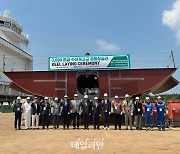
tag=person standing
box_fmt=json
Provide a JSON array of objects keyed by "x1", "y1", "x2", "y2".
[
  {"x1": 144, "y1": 97, "x2": 154, "y2": 131},
  {"x1": 81, "y1": 95, "x2": 92, "y2": 130},
  {"x1": 134, "y1": 97, "x2": 143, "y2": 130},
  {"x1": 111, "y1": 95, "x2": 123, "y2": 130},
  {"x1": 122, "y1": 94, "x2": 134, "y2": 130},
  {"x1": 156, "y1": 96, "x2": 166, "y2": 131},
  {"x1": 61, "y1": 95, "x2": 70, "y2": 130},
  {"x1": 92, "y1": 97, "x2": 101, "y2": 130},
  {"x1": 41, "y1": 97, "x2": 51, "y2": 130},
  {"x1": 13, "y1": 96, "x2": 23, "y2": 130},
  {"x1": 23, "y1": 97, "x2": 32, "y2": 130},
  {"x1": 51, "y1": 97, "x2": 61, "y2": 130},
  {"x1": 71, "y1": 94, "x2": 81, "y2": 129},
  {"x1": 31, "y1": 97, "x2": 40, "y2": 129},
  {"x1": 101, "y1": 93, "x2": 111, "y2": 130}
]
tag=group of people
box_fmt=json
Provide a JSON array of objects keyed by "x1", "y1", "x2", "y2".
[{"x1": 13, "y1": 93, "x2": 166, "y2": 131}]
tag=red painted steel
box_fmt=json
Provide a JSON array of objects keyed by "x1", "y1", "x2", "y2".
[{"x1": 4, "y1": 68, "x2": 178, "y2": 98}]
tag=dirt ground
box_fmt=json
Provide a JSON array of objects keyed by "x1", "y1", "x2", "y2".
[{"x1": 0, "y1": 113, "x2": 180, "y2": 154}]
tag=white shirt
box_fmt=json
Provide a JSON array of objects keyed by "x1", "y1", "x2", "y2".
[{"x1": 23, "y1": 102, "x2": 31, "y2": 113}]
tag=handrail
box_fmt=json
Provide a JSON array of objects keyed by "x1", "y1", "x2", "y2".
[{"x1": 0, "y1": 36, "x2": 32, "y2": 58}]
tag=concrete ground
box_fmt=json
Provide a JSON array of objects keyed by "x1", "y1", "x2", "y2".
[{"x1": 0, "y1": 113, "x2": 180, "y2": 154}]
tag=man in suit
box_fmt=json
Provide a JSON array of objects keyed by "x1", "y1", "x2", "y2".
[
  {"x1": 134, "y1": 97, "x2": 143, "y2": 130},
  {"x1": 31, "y1": 97, "x2": 40, "y2": 129},
  {"x1": 81, "y1": 95, "x2": 92, "y2": 130},
  {"x1": 51, "y1": 97, "x2": 61, "y2": 130},
  {"x1": 41, "y1": 97, "x2": 51, "y2": 130},
  {"x1": 13, "y1": 96, "x2": 23, "y2": 130},
  {"x1": 61, "y1": 95, "x2": 70, "y2": 130},
  {"x1": 23, "y1": 97, "x2": 32, "y2": 130},
  {"x1": 122, "y1": 94, "x2": 134, "y2": 130},
  {"x1": 101, "y1": 93, "x2": 111, "y2": 130},
  {"x1": 92, "y1": 97, "x2": 101, "y2": 130},
  {"x1": 70, "y1": 94, "x2": 81, "y2": 129}
]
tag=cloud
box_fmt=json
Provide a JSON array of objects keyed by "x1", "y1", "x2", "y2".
[
  {"x1": 162, "y1": 0, "x2": 180, "y2": 44},
  {"x1": 96, "y1": 39, "x2": 120, "y2": 52}
]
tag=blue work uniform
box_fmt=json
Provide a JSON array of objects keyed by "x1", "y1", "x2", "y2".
[
  {"x1": 144, "y1": 102, "x2": 153, "y2": 128},
  {"x1": 156, "y1": 102, "x2": 166, "y2": 130}
]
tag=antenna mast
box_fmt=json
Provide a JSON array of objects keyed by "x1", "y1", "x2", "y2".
[{"x1": 171, "y1": 51, "x2": 176, "y2": 68}]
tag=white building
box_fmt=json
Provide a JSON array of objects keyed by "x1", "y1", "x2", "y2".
[{"x1": 0, "y1": 10, "x2": 33, "y2": 97}]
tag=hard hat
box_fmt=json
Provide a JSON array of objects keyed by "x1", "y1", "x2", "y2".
[
  {"x1": 145, "y1": 97, "x2": 150, "y2": 100},
  {"x1": 125, "y1": 94, "x2": 129, "y2": 98},
  {"x1": 44, "y1": 97, "x2": 48, "y2": 100},
  {"x1": 17, "y1": 96, "x2": 21, "y2": 100},
  {"x1": 94, "y1": 97, "x2": 98, "y2": 100},
  {"x1": 135, "y1": 97, "x2": 140, "y2": 100},
  {"x1": 74, "y1": 94, "x2": 78, "y2": 97},
  {"x1": 157, "y1": 96, "x2": 161, "y2": 99},
  {"x1": 34, "y1": 97, "x2": 38, "y2": 99},
  {"x1": 114, "y1": 95, "x2": 118, "y2": 99},
  {"x1": 104, "y1": 93, "x2": 108, "y2": 97},
  {"x1": 84, "y1": 95, "x2": 88, "y2": 99},
  {"x1": 54, "y1": 97, "x2": 58, "y2": 101},
  {"x1": 27, "y1": 97, "x2": 31, "y2": 100},
  {"x1": 64, "y1": 95, "x2": 68, "y2": 98}
]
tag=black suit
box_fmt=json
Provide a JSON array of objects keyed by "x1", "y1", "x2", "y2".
[
  {"x1": 61, "y1": 101, "x2": 70, "y2": 129},
  {"x1": 102, "y1": 99, "x2": 111, "y2": 128},
  {"x1": 81, "y1": 101, "x2": 92, "y2": 129},
  {"x1": 41, "y1": 102, "x2": 51, "y2": 129},
  {"x1": 13, "y1": 102, "x2": 22, "y2": 129},
  {"x1": 92, "y1": 103, "x2": 101, "y2": 129},
  {"x1": 31, "y1": 103, "x2": 40, "y2": 115}
]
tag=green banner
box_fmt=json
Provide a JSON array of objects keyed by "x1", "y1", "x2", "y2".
[{"x1": 49, "y1": 54, "x2": 130, "y2": 70}]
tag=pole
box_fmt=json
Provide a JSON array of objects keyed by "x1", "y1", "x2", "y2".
[
  {"x1": 3, "y1": 55, "x2": 5, "y2": 71},
  {"x1": 171, "y1": 51, "x2": 176, "y2": 68}
]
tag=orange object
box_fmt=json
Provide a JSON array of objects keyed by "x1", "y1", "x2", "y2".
[{"x1": 168, "y1": 100, "x2": 180, "y2": 119}]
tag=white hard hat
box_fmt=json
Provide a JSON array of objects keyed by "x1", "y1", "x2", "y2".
[
  {"x1": 114, "y1": 95, "x2": 118, "y2": 99},
  {"x1": 135, "y1": 97, "x2": 140, "y2": 100},
  {"x1": 64, "y1": 95, "x2": 68, "y2": 98},
  {"x1": 84, "y1": 95, "x2": 88, "y2": 99},
  {"x1": 27, "y1": 97, "x2": 31, "y2": 100},
  {"x1": 54, "y1": 97, "x2": 58, "y2": 101},
  {"x1": 104, "y1": 93, "x2": 108, "y2": 97},
  {"x1": 157, "y1": 96, "x2": 161, "y2": 99},
  {"x1": 17, "y1": 96, "x2": 21, "y2": 100},
  {"x1": 125, "y1": 94, "x2": 129, "y2": 98},
  {"x1": 44, "y1": 97, "x2": 48, "y2": 100},
  {"x1": 94, "y1": 97, "x2": 98, "y2": 100},
  {"x1": 145, "y1": 97, "x2": 150, "y2": 100},
  {"x1": 74, "y1": 94, "x2": 78, "y2": 97},
  {"x1": 34, "y1": 97, "x2": 38, "y2": 99}
]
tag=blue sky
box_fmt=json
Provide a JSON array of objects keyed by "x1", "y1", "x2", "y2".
[{"x1": 0, "y1": 0, "x2": 180, "y2": 93}]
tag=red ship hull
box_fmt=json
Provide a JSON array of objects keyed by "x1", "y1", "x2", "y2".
[{"x1": 4, "y1": 68, "x2": 179, "y2": 98}]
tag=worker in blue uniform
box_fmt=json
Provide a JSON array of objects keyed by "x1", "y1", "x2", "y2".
[
  {"x1": 144, "y1": 97, "x2": 154, "y2": 131},
  {"x1": 155, "y1": 96, "x2": 166, "y2": 131}
]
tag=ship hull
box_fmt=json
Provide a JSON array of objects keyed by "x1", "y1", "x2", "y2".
[{"x1": 4, "y1": 68, "x2": 179, "y2": 98}]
